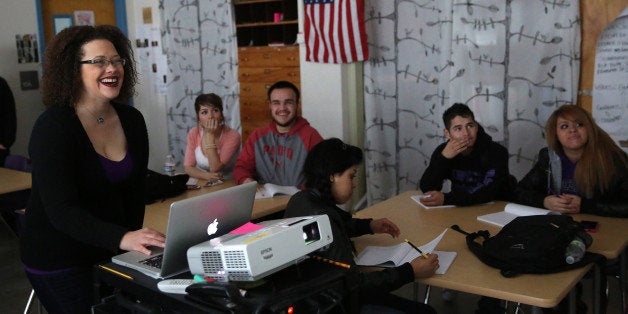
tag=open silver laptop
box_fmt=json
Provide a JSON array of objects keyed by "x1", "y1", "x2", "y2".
[{"x1": 112, "y1": 181, "x2": 257, "y2": 279}]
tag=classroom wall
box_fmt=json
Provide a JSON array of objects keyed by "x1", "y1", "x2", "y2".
[
  {"x1": 5, "y1": 1, "x2": 624, "y2": 178},
  {"x1": 0, "y1": 1, "x2": 44, "y2": 159},
  {"x1": 0, "y1": 0, "x2": 350, "y2": 171},
  {"x1": 125, "y1": 0, "x2": 170, "y2": 171},
  {"x1": 125, "y1": 0, "x2": 349, "y2": 171},
  {"x1": 295, "y1": 0, "x2": 353, "y2": 142}
]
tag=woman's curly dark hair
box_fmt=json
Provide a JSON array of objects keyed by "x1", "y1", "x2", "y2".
[
  {"x1": 41, "y1": 25, "x2": 137, "y2": 107},
  {"x1": 303, "y1": 138, "x2": 363, "y2": 202}
]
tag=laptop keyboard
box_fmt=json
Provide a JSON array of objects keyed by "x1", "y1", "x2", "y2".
[{"x1": 140, "y1": 254, "x2": 163, "y2": 269}]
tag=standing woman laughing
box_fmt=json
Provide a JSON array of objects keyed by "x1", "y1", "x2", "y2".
[{"x1": 20, "y1": 25, "x2": 165, "y2": 313}]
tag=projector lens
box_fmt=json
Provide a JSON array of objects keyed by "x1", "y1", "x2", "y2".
[{"x1": 302, "y1": 222, "x2": 320, "y2": 244}]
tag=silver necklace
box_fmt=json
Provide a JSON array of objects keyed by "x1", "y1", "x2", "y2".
[{"x1": 83, "y1": 106, "x2": 105, "y2": 124}]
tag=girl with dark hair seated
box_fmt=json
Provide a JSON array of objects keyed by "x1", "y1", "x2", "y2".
[{"x1": 284, "y1": 138, "x2": 439, "y2": 313}]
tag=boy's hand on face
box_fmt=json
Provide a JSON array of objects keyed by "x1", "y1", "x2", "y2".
[{"x1": 441, "y1": 138, "x2": 470, "y2": 159}]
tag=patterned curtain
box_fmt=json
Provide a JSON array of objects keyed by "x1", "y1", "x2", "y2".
[
  {"x1": 363, "y1": 0, "x2": 580, "y2": 204},
  {"x1": 160, "y1": 0, "x2": 240, "y2": 166}
]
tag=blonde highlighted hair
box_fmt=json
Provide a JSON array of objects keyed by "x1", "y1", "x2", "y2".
[{"x1": 545, "y1": 105, "x2": 627, "y2": 197}]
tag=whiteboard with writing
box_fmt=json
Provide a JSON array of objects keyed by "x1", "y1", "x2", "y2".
[{"x1": 593, "y1": 6, "x2": 628, "y2": 151}]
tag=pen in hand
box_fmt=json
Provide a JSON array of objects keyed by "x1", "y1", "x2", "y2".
[{"x1": 405, "y1": 239, "x2": 429, "y2": 259}]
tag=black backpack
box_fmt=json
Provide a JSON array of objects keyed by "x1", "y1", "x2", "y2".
[{"x1": 464, "y1": 215, "x2": 605, "y2": 277}]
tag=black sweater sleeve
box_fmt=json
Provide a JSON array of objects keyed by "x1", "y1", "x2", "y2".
[
  {"x1": 352, "y1": 262, "x2": 415, "y2": 295},
  {"x1": 419, "y1": 144, "x2": 449, "y2": 192},
  {"x1": 0, "y1": 77, "x2": 16, "y2": 149},
  {"x1": 580, "y1": 154, "x2": 628, "y2": 217}
]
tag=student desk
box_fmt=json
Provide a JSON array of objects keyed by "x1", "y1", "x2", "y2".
[
  {"x1": 0, "y1": 167, "x2": 31, "y2": 194},
  {"x1": 142, "y1": 180, "x2": 290, "y2": 233},
  {"x1": 352, "y1": 191, "x2": 625, "y2": 312}
]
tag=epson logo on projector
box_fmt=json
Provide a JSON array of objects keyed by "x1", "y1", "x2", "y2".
[{"x1": 261, "y1": 247, "x2": 274, "y2": 259}]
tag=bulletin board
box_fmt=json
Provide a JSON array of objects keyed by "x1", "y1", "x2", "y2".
[{"x1": 40, "y1": 0, "x2": 115, "y2": 45}]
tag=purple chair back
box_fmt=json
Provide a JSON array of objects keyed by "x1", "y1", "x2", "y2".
[{"x1": 4, "y1": 154, "x2": 30, "y2": 172}]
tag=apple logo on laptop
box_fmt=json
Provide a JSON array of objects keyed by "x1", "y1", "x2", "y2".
[{"x1": 207, "y1": 218, "x2": 219, "y2": 236}]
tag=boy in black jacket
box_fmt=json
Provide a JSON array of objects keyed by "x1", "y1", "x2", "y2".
[
  {"x1": 420, "y1": 103, "x2": 512, "y2": 311},
  {"x1": 420, "y1": 103, "x2": 513, "y2": 207}
]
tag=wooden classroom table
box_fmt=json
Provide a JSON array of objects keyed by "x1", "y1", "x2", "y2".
[
  {"x1": 142, "y1": 180, "x2": 290, "y2": 234},
  {"x1": 0, "y1": 167, "x2": 32, "y2": 194},
  {"x1": 352, "y1": 191, "x2": 627, "y2": 310}
]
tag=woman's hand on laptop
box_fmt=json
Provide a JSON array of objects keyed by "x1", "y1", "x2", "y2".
[{"x1": 120, "y1": 228, "x2": 166, "y2": 255}]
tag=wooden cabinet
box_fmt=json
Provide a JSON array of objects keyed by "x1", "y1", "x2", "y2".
[
  {"x1": 238, "y1": 46, "x2": 300, "y2": 142},
  {"x1": 235, "y1": 1, "x2": 301, "y2": 143},
  {"x1": 234, "y1": 0, "x2": 298, "y2": 47}
]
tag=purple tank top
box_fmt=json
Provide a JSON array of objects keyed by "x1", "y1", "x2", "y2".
[{"x1": 99, "y1": 152, "x2": 133, "y2": 183}]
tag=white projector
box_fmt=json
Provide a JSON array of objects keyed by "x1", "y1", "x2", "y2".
[{"x1": 187, "y1": 215, "x2": 333, "y2": 282}]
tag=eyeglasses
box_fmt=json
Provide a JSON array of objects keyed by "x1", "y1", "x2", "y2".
[{"x1": 79, "y1": 58, "x2": 126, "y2": 68}]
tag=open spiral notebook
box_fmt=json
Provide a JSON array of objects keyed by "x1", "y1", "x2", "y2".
[{"x1": 354, "y1": 229, "x2": 457, "y2": 275}]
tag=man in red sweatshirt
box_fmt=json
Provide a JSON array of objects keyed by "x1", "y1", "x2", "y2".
[{"x1": 234, "y1": 81, "x2": 323, "y2": 188}]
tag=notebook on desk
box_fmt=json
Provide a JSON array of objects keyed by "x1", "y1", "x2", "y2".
[
  {"x1": 112, "y1": 181, "x2": 257, "y2": 279},
  {"x1": 477, "y1": 202, "x2": 557, "y2": 228}
]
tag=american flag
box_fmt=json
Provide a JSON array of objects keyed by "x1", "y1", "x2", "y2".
[{"x1": 303, "y1": 0, "x2": 368, "y2": 63}]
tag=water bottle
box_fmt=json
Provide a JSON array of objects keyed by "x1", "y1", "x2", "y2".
[
  {"x1": 564, "y1": 237, "x2": 586, "y2": 264},
  {"x1": 164, "y1": 154, "x2": 175, "y2": 176}
]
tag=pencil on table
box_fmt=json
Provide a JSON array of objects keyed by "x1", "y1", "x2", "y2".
[{"x1": 99, "y1": 265, "x2": 133, "y2": 280}]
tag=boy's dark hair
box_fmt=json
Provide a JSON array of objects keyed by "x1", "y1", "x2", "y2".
[
  {"x1": 267, "y1": 81, "x2": 300, "y2": 103},
  {"x1": 303, "y1": 138, "x2": 362, "y2": 201},
  {"x1": 443, "y1": 103, "x2": 475, "y2": 129}
]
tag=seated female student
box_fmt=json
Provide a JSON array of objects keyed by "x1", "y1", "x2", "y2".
[
  {"x1": 284, "y1": 138, "x2": 439, "y2": 313},
  {"x1": 184, "y1": 93, "x2": 241, "y2": 182},
  {"x1": 515, "y1": 104, "x2": 628, "y2": 217}
]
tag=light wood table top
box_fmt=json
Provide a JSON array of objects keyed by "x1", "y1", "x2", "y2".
[
  {"x1": 351, "y1": 191, "x2": 626, "y2": 308},
  {"x1": 0, "y1": 167, "x2": 32, "y2": 194},
  {"x1": 142, "y1": 180, "x2": 290, "y2": 234}
]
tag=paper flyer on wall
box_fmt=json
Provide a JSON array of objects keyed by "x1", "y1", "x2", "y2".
[{"x1": 592, "y1": 6, "x2": 628, "y2": 152}]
